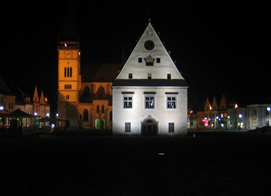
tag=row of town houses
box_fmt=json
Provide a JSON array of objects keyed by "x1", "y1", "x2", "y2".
[
  {"x1": 0, "y1": 77, "x2": 50, "y2": 120},
  {"x1": 188, "y1": 92, "x2": 271, "y2": 130}
]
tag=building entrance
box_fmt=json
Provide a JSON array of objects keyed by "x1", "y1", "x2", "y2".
[{"x1": 141, "y1": 119, "x2": 158, "y2": 135}]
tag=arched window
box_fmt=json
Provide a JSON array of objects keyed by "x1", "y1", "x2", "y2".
[
  {"x1": 83, "y1": 86, "x2": 90, "y2": 98},
  {"x1": 83, "y1": 109, "x2": 88, "y2": 121}
]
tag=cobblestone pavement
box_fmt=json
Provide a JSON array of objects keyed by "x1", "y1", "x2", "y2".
[{"x1": 1, "y1": 130, "x2": 271, "y2": 195}]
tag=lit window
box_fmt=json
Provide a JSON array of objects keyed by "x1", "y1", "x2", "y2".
[
  {"x1": 125, "y1": 122, "x2": 131, "y2": 132},
  {"x1": 167, "y1": 96, "x2": 176, "y2": 108},
  {"x1": 145, "y1": 96, "x2": 155, "y2": 109},
  {"x1": 168, "y1": 123, "x2": 174, "y2": 133}
]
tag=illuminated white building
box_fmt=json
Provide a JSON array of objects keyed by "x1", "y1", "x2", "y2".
[{"x1": 112, "y1": 21, "x2": 188, "y2": 135}]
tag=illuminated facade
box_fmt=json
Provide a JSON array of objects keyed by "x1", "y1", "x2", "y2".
[
  {"x1": 57, "y1": 3, "x2": 119, "y2": 128},
  {"x1": 112, "y1": 22, "x2": 188, "y2": 135}
]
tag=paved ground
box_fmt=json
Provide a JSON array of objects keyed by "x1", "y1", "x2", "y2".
[{"x1": 1, "y1": 129, "x2": 271, "y2": 195}]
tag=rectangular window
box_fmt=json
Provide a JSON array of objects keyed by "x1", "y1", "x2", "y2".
[
  {"x1": 123, "y1": 95, "x2": 133, "y2": 108},
  {"x1": 138, "y1": 58, "x2": 142, "y2": 63},
  {"x1": 167, "y1": 96, "x2": 176, "y2": 109},
  {"x1": 125, "y1": 122, "x2": 131, "y2": 132},
  {"x1": 156, "y1": 58, "x2": 160, "y2": 63},
  {"x1": 145, "y1": 96, "x2": 155, "y2": 108},
  {"x1": 168, "y1": 123, "x2": 174, "y2": 133},
  {"x1": 148, "y1": 73, "x2": 151, "y2": 79},
  {"x1": 66, "y1": 95, "x2": 69, "y2": 100},
  {"x1": 167, "y1": 74, "x2": 171, "y2": 79},
  {"x1": 70, "y1": 67, "x2": 72, "y2": 77},
  {"x1": 129, "y1": 73, "x2": 133, "y2": 79},
  {"x1": 64, "y1": 67, "x2": 72, "y2": 77},
  {"x1": 65, "y1": 84, "x2": 72, "y2": 89}
]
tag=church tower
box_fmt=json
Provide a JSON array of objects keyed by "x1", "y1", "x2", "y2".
[{"x1": 57, "y1": 2, "x2": 81, "y2": 127}]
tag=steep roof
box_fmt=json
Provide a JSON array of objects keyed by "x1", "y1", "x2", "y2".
[
  {"x1": 113, "y1": 21, "x2": 186, "y2": 86},
  {"x1": 0, "y1": 77, "x2": 15, "y2": 96},
  {"x1": 81, "y1": 63, "x2": 120, "y2": 82}
]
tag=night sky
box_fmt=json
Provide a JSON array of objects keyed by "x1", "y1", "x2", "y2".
[{"x1": 1, "y1": 1, "x2": 270, "y2": 112}]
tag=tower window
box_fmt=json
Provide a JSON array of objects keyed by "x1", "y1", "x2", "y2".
[
  {"x1": 138, "y1": 58, "x2": 142, "y2": 63},
  {"x1": 167, "y1": 74, "x2": 171, "y2": 80},
  {"x1": 65, "y1": 84, "x2": 72, "y2": 89},
  {"x1": 148, "y1": 73, "x2": 152, "y2": 80},
  {"x1": 129, "y1": 73, "x2": 133, "y2": 79},
  {"x1": 64, "y1": 67, "x2": 72, "y2": 77},
  {"x1": 156, "y1": 58, "x2": 161, "y2": 63}
]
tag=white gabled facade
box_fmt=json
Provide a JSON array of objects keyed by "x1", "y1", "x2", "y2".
[{"x1": 112, "y1": 22, "x2": 188, "y2": 135}]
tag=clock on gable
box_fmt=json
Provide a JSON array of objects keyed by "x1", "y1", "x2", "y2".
[{"x1": 144, "y1": 40, "x2": 154, "y2": 50}]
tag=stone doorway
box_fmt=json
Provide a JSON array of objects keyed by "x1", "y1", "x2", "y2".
[{"x1": 141, "y1": 119, "x2": 158, "y2": 135}]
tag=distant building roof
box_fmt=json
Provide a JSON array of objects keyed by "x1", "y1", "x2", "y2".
[{"x1": 0, "y1": 77, "x2": 15, "y2": 96}]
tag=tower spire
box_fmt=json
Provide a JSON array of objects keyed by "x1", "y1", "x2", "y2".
[{"x1": 59, "y1": 0, "x2": 78, "y2": 41}]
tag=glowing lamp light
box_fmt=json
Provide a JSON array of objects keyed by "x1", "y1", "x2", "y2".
[
  {"x1": 56, "y1": 113, "x2": 59, "y2": 117},
  {"x1": 45, "y1": 98, "x2": 48, "y2": 102},
  {"x1": 46, "y1": 113, "x2": 49, "y2": 117},
  {"x1": 34, "y1": 112, "x2": 37, "y2": 116},
  {"x1": 239, "y1": 114, "x2": 243, "y2": 118},
  {"x1": 267, "y1": 107, "x2": 271, "y2": 112},
  {"x1": 228, "y1": 116, "x2": 231, "y2": 119},
  {"x1": 235, "y1": 104, "x2": 238, "y2": 109},
  {"x1": 0, "y1": 106, "x2": 3, "y2": 110}
]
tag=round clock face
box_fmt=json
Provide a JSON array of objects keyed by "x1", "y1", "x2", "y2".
[{"x1": 144, "y1": 40, "x2": 154, "y2": 50}]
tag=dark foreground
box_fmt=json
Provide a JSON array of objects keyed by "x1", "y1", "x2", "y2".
[{"x1": 1, "y1": 130, "x2": 271, "y2": 195}]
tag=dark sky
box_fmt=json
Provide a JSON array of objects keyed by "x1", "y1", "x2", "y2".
[{"x1": 1, "y1": 1, "x2": 270, "y2": 110}]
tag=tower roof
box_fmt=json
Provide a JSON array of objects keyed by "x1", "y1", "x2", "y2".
[{"x1": 58, "y1": 1, "x2": 78, "y2": 41}]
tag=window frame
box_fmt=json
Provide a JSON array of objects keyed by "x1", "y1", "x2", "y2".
[
  {"x1": 144, "y1": 92, "x2": 156, "y2": 109},
  {"x1": 168, "y1": 122, "x2": 174, "y2": 133},
  {"x1": 122, "y1": 92, "x2": 134, "y2": 109},
  {"x1": 165, "y1": 92, "x2": 178, "y2": 109},
  {"x1": 125, "y1": 122, "x2": 131, "y2": 132}
]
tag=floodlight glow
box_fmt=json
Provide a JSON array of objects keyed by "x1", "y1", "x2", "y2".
[
  {"x1": 0, "y1": 106, "x2": 3, "y2": 110},
  {"x1": 239, "y1": 114, "x2": 243, "y2": 118},
  {"x1": 34, "y1": 112, "x2": 37, "y2": 116},
  {"x1": 46, "y1": 113, "x2": 49, "y2": 117},
  {"x1": 228, "y1": 116, "x2": 231, "y2": 119},
  {"x1": 56, "y1": 113, "x2": 58, "y2": 117},
  {"x1": 267, "y1": 107, "x2": 271, "y2": 112}
]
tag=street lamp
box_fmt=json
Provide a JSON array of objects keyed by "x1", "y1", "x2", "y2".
[
  {"x1": 238, "y1": 114, "x2": 243, "y2": 130},
  {"x1": 267, "y1": 107, "x2": 271, "y2": 126}
]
